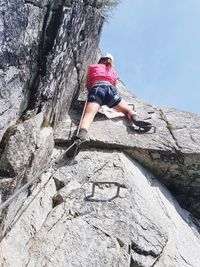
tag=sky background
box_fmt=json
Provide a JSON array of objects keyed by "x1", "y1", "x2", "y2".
[{"x1": 100, "y1": 0, "x2": 200, "y2": 115}]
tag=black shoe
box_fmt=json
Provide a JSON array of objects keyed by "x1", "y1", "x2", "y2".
[
  {"x1": 131, "y1": 115, "x2": 154, "y2": 133},
  {"x1": 65, "y1": 129, "x2": 88, "y2": 158},
  {"x1": 75, "y1": 128, "x2": 88, "y2": 142}
]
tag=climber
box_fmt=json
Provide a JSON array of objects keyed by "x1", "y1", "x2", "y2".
[{"x1": 76, "y1": 53, "x2": 153, "y2": 141}]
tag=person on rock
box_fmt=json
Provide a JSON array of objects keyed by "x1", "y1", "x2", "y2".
[{"x1": 76, "y1": 53, "x2": 152, "y2": 141}]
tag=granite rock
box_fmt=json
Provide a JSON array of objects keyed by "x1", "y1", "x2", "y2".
[
  {"x1": 0, "y1": 150, "x2": 199, "y2": 266},
  {"x1": 0, "y1": 113, "x2": 54, "y2": 204},
  {"x1": 0, "y1": 0, "x2": 103, "y2": 142},
  {"x1": 0, "y1": 0, "x2": 50, "y2": 141}
]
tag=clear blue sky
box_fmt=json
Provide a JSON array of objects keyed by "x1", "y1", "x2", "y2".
[{"x1": 100, "y1": 0, "x2": 200, "y2": 115}]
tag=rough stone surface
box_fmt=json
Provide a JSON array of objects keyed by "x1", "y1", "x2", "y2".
[
  {"x1": 35, "y1": 1, "x2": 103, "y2": 127},
  {"x1": 0, "y1": 0, "x2": 50, "y2": 141},
  {"x1": 0, "y1": 0, "x2": 103, "y2": 212},
  {"x1": 0, "y1": 150, "x2": 199, "y2": 266},
  {"x1": 0, "y1": 113, "x2": 54, "y2": 204},
  {"x1": 0, "y1": 0, "x2": 103, "y2": 142},
  {"x1": 0, "y1": 170, "x2": 57, "y2": 265}
]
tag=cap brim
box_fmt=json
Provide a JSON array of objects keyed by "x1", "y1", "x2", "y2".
[{"x1": 100, "y1": 57, "x2": 113, "y2": 61}]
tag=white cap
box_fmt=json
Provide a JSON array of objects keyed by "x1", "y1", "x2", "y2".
[{"x1": 101, "y1": 53, "x2": 114, "y2": 62}]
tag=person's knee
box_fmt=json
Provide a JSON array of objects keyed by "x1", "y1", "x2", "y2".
[{"x1": 119, "y1": 108, "x2": 132, "y2": 119}]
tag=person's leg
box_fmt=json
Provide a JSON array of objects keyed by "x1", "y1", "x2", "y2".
[
  {"x1": 113, "y1": 99, "x2": 153, "y2": 132},
  {"x1": 76, "y1": 101, "x2": 101, "y2": 141},
  {"x1": 80, "y1": 102, "x2": 101, "y2": 130},
  {"x1": 112, "y1": 99, "x2": 135, "y2": 119}
]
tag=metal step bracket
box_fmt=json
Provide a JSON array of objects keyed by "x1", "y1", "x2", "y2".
[{"x1": 91, "y1": 181, "x2": 124, "y2": 198}]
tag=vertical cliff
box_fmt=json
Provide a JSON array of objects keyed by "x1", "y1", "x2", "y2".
[
  {"x1": 0, "y1": 0, "x2": 103, "y2": 142},
  {"x1": 0, "y1": 0, "x2": 103, "y2": 197}
]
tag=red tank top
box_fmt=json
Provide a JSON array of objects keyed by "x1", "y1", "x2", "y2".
[{"x1": 87, "y1": 64, "x2": 117, "y2": 90}]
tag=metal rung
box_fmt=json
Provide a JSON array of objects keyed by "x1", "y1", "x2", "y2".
[
  {"x1": 128, "y1": 103, "x2": 135, "y2": 110},
  {"x1": 91, "y1": 181, "x2": 124, "y2": 198}
]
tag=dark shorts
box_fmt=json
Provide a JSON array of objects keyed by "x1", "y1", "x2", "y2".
[{"x1": 87, "y1": 85, "x2": 122, "y2": 108}]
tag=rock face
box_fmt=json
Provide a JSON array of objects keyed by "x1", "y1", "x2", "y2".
[
  {"x1": 0, "y1": 0, "x2": 103, "y2": 213},
  {"x1": 0, "y1": 1, "x2": 200, "y2": 267},
  {"x1": 0, "y1": 113, "x2": 53, "y2": 177},
  {"x1": 0, "y1": 0, "x2": 103, "y2": 141},
  {"x1": 34, "y1": 0, "x2": 103, "y2": 127},
  {"x1": 0, "y1": 0, "x2": 50, "y2": 141},
  {"x1": 0, "y1": 150, "x2": 199, "y2": 266},
  {"x1": 0, "y1": 112, "x2": 54, "y2": 204}
]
